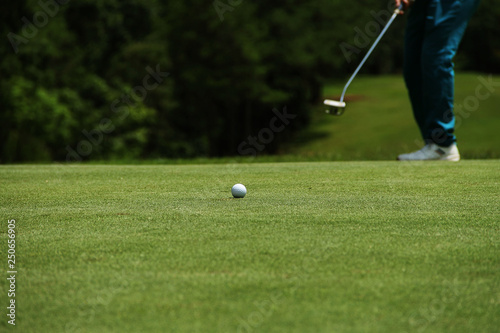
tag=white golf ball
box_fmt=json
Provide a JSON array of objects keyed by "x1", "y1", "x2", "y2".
[{"x1": 231, "y1": 184, "x2": 247, "y2": 198}]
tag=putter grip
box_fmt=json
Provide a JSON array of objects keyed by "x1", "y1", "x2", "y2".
[{"x1": 395, "y1": 3, "x2": 404, "y2": 14}]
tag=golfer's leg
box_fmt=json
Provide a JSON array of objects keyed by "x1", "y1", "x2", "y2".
[
  {"x1": 403, "y1": 0, "x2": 428, "y2": 140},
  {"x1": 421, "y1": 0, "x2": 480, "y2": 146}
]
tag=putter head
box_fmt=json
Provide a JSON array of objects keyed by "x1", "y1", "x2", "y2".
[{"x1": 324, "y1": 99, "x2": 346, "y2": 116}]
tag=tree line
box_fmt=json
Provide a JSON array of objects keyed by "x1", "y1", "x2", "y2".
[{"x1": 1, "y1": 0, "x2": 498, "y2": 162}]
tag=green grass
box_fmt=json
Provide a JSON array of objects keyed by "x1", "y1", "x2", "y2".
[
  {"x1": 283, "y1": 72, "x2": 500, "y2": 160},
  {"x1": 1, "y1": 161, "x2": 499, "y2": 332}
]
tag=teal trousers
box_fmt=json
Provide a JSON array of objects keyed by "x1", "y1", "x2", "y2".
[{"x1": 403, "y1": 0, "x2": 480, "y2": 147}]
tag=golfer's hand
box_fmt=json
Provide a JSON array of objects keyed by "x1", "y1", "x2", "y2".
[{"x1": 395, "y1": 0, "x2": 412, "y2": 14}]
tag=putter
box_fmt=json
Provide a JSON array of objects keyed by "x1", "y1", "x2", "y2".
[{"x1": 325, "y1": 4, "x2": 403, "y2": 116}]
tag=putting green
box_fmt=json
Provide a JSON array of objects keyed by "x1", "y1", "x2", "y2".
[{"x1": 1, "y1": 161, "x2": 498, "y2": 332}]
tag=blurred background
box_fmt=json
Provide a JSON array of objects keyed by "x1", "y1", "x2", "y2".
[{"x1": 1, "y1": 0, "x2": 499, "y2": 163}]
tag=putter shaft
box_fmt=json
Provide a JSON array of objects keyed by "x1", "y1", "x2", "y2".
[{"x1": 339, "y1": 5, "x2": 402, "y2": 103}]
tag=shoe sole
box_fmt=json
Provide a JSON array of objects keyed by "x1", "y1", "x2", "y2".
[
  {"x1": 440, "y1": 154, "x2": 460, "y2": 162},
  {"x1": 397, "y1": 155, "x2": 460, "y2": 161}
]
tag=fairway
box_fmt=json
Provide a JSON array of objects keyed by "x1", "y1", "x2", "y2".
[
  {"x1": 1, "y1": 161, "x2": 499, "y2": 332},
  {"x1": 285, "y1": 73, "x2": 500, "y2": 160}
]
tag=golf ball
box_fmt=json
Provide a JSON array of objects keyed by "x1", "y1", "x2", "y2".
[{"x1": 231, "y1": 184, "x2": 247, "y2": 198}]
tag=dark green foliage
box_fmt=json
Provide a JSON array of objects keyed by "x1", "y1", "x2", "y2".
[
  {"x1": 0, "y1": 0, "x2": 497, "y2": 162},
  {"x1": 456, "y1": 0, "x2": 500, "y2": 72}
]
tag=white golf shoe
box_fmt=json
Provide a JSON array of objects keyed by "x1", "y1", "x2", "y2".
[{"x1": 397, "y1": 143, "x2": 460, "y2": 161}]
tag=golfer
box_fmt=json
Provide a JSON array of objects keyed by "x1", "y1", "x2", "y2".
[{"x1": 396, "y1": 0, "x2": 481, "y2": 161}]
